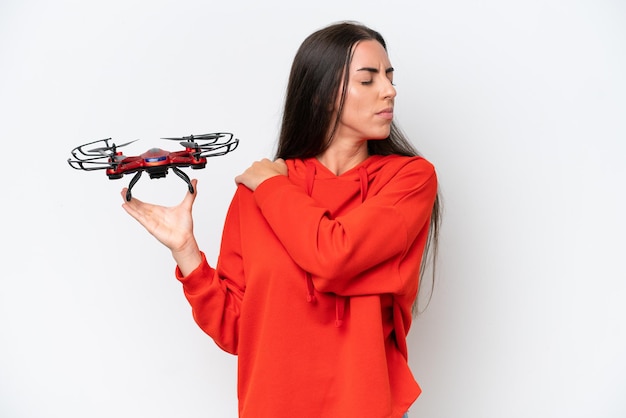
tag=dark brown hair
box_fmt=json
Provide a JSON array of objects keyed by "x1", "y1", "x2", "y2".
[{"x1": 275, "y1": 21, "x2": 442, "y2": 313}]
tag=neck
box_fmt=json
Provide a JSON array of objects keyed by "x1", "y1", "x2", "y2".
[{"x1": 316, "y1": 141, "x2": 369, "y2": 176}]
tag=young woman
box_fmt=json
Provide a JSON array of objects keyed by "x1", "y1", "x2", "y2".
[{"x1": 122, "y1": 21, "x2": 441, "y2": 418}]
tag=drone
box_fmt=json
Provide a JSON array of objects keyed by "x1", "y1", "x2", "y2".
[{"x1": 68, "y1": 132, "x2": 239, "y2": 201}]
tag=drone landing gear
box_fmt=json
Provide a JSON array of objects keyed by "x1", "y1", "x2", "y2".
[
  {"x1": 172, "y1": 167, "x2": 195, "y2": 195},
  {"x1": 124, "y1": 167, "x2": 195, "y2": 201},
  {"x1": 125, "y1": 171, "x2": 142, "y2": 201}
]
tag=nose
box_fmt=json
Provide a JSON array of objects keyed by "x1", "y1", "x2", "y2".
[{"x1": 382, "y1": 78, "x2": 396, "y2": 100}]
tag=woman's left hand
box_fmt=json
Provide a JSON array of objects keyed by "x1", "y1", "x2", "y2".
[{"x1": 235, "y1": 158, "x2": 287, "y2": 191}]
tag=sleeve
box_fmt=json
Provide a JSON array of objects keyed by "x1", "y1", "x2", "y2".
[
  {"x1": 253, "y1": 158, "x2": 437, "y2": 296},
  {"x1": 175, "y1": 190, "x2": 245, "y2": 355}
]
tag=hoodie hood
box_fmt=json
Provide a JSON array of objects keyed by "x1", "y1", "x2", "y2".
[
  {"x1": 286, "y1": 155, "x2": 395, "y2": 216},
  {"x1": 287, "y1": 154, "x2": 389, "y2": 183}
]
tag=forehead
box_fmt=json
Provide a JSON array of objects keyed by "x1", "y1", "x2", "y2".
[{"x1": 349, "y1": 40, "x2": 391, "y2": 69}]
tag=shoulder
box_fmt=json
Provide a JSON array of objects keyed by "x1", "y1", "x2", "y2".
[
  {"x1": 227, "y1": 183, "x2": 255, "y2": 208},
  {"x1": 374, "y1": 155, "x2": 436, "y2": 183}
]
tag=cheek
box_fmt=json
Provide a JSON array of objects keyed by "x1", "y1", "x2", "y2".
[{"x1": 342, "y1": 87, "x2": 366, "y2": 117}]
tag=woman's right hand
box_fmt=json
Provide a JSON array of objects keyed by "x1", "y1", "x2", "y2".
[{"x1": 121, "y1": 178, "x2": 202, "y2": 275}]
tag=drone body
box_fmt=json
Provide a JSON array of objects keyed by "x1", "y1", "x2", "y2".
[
  {"x1": 104, "y1": 147, "x2": 208, "y2": 179},
  {"x1": 68, "y1": 132, "x2": 239, "y2": 200}
]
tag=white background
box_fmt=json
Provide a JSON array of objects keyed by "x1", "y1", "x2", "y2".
[{"x1": 1, "y1": 1, "x2": 625, "y2": 417}]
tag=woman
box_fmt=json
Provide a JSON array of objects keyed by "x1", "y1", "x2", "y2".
[{"x1": 122, "y1": 21, "x2": 441, "y2": 418}]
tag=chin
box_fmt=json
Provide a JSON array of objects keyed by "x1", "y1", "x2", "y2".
[{"x1": 369, "y1": 129, "x2": 392, "y2": 140}]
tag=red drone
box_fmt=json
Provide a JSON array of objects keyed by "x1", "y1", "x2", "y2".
[{"x1": 68, "y1": 132, "x2": 239, "y2": 201}]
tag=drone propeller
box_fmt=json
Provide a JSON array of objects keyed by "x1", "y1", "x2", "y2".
[
  {"x1": 161, "y1": 133, "x2": 224, "y2": 142},
  {"x1": 88, "y1": 139, "x2": 138, "y2": 155},
  {"x1": 162, "y1": 133, "x2": 226, "y2": 149}
]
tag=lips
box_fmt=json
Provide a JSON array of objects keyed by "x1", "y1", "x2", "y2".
[{"x1": 376, "y1": 108, "x2": 394, "y2": 120}]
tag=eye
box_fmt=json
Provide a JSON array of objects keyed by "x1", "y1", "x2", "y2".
[{"x1": 360, "y1": 80, "x2": 373, "y2": 85}]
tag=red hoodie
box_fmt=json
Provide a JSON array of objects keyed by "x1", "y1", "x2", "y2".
[{"x1": 176, "y1": 154, "x2": 438, "y2": 418}]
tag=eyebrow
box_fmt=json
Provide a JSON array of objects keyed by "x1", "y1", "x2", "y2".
[{"x1": 356, "y1": 66, "x2": 395, "y2": 74}]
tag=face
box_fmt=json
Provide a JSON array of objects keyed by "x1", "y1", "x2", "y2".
[{"x1": 333, "y1": 40, "x2": 397, "y2": 143}]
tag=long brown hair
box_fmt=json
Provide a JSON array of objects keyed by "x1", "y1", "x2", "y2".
[{"x1": 275, "y1": 21, "x2": 442, "y2": 313}]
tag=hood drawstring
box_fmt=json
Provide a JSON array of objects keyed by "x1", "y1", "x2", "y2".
[
  {"x1": 358, "y1": 166, "x2": 369, "y2": 202},
  {"x1": 303, "y1": 161, "x2": 370, "y2": 327},
  {"x1": 304, "y1": 162, "x2": 317, "y2": 303}
]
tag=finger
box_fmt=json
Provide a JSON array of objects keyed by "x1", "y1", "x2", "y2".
[
  {"x1": 181, "y1": 179, "x2": 199, "y2": 208},
  {"x1": 120, "y1": 187, "x2": 145, "y2": 205},
  {"x1": 120, "y1": 198, "x2": 143, "y2": 225},
  {"x1": 121, "y1": 190, "x2": 146, "y2": 208},
  {"x1": 120, "y1": 190, "x2": 151, "y2": 223},
  {"x1": 121, "y1": 195, "x2": 159, "y2": 231}
]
